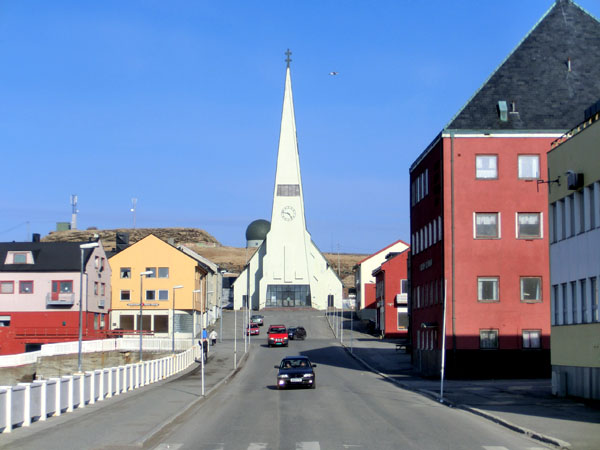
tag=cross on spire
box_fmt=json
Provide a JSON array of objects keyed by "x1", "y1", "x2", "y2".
[{"x1": 285, "y1": 49, "x2": 292, "y2": 68}]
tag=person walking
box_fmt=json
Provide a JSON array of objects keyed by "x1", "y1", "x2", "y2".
[{"x1": 210, "y1": 329, "x2": 217, "y2": 346}]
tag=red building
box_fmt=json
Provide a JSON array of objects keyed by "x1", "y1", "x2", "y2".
[
  {"x1": 372, "y1": 250, "x2": 409, "y2": 338},
  {"x1": 0, "y1": 239, "x2": 111, "y2": 355},
  {"x1": 409, "y1": 1, "x2": 600, "y2": 378}
]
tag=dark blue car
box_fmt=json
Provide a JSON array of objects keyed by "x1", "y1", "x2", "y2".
[{"x1": 275, "y1": 356, "x2": 317, "y2": 389}]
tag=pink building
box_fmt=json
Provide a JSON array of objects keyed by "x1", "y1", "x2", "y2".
[{"x1": 0, "y1": 239, "x2": 111, "y2": 355}]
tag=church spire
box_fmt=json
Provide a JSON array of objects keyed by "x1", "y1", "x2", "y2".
[{"x1": 285, "y1": 48, "x2": 292, "y2": 68}]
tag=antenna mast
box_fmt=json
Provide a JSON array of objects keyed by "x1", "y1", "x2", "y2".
[
  {"x1": 70, "y1": 194, "x2": 78, "y2": 230},
  {"x1": 131, "y1": 198, "x2": 137, "y2": 228}
]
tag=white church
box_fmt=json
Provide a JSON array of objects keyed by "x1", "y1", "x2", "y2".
[{"x1": 232, "y1": 52, "x2": 343, "y2": 311}]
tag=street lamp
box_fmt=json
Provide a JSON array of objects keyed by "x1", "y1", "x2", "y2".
[
  {"x1": 139, "y1": 270, "x2": 154, "y2": 362},
  {"x1": 171, "y1": 285, "x2": 184, "y2": 353},
  {"x1": 219, "y1": 269, "x2": 226, "y2": 343},
  {"x1": 78, "y1": 242, "x2": 99, "y2": 373}
]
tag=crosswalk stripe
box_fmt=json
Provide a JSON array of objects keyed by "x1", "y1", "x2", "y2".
[
  {"x1": 296, "y1": 442, "x2": 320, "y2": 450},
  {"x1": 153, "y1": 445, "x2": 183, "y2": 450},
  {"x1": 248, "y1": 444, "x2": 268, "y2": 450},
  {"x1": 482, "y1": 447, "x2": 509, "y2": 450}
]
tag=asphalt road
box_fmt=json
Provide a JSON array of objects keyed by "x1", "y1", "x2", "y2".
[{"x1": 147, "y1": 310, "x2": 552, "y2": 450}]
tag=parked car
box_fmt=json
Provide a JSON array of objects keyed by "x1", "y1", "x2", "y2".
[
  {"x1": 267, "y1": 325, "x2": 288, "y2": 347},
  {"x1": 275, "y1": 356, "x2": 317, "y2": 389},
  {"x1": 247, "y1": 323, "x2": 260, "y2": 336},
  {"x1": 250, "y1": 314, "x2": 264, "y2": 326},
  {"x1": 288, "y1": 326, "x2": 306, "y2": 340}
]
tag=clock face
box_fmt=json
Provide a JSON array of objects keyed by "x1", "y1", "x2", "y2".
[{"x1": 281, "y1": 205, "x2": 296, "y2": 221}]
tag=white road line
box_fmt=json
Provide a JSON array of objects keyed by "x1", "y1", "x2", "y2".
[
  {"x1": 248, "y1": 444, "x2": 269, "y2": 450},
  {"x1": 296, "y1": 442, "x2": 320, "y2": 450},
  {"x1": 153, "y1": 445, "x2": 183, "y2": 450},
  {"x1": 482, "y1": 447, "x2": 509, "y2": 450}
]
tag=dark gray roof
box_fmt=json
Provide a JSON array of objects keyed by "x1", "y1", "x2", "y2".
[
  {"x1": 0, "y1": 241, "x2": 96, "y2": 272},
  {"x1": 447, "y1": 0, "x2": 600, "y2": 131}
]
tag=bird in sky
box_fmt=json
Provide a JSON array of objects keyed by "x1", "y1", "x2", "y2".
[{"x1": 329, "y1": 71, "x2": 338, "y2": 76}]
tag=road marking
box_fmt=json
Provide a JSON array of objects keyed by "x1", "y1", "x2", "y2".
[
  {"x1": 248, "y1": 444, "x2": 268, "y2": 450},
  {"x1": 153, "y1": 445, "x2": 183, "y2": 450},
  {"x1": 482, "y1": 447, "x2": 508, "y2": 450},
  {"x1": 296, "y1": 442, "x2": 320, "y2": 450}
]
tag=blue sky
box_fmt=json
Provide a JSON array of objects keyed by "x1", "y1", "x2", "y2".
[{"x1": 1, "y1": 1, "x2": 599, "y2": 254}]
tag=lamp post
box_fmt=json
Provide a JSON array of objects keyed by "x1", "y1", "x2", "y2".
[
  {"x1": 219, "y1": 270, "x2": 226, "y2": 343},
  {"x1": 139, "y1": 270, "x2": 154, "y2": 362},
  {"x1": 193, "y1": 289, "x2": 201, "y2": 344},
  {"x1": 171, "y1": 285, "x2": 183, "y2": 353},
  {"x1": 78, "y1": 242, "x2": 99, "y2": 373}
]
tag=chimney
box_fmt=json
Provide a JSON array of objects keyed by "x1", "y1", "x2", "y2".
[{"x1": 32, "y1": 233, "x2": 40, "y2": 243}]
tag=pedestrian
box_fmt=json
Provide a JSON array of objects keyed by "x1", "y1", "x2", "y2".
[
  {"x1": 202, "y1": 328, "x2": 208, "y2": 340},
  {"x1": 202, "y1": 339, "x2": 208, "y2": 363},
  {"x1": 210, "y1": 329, "x2": 217, "y2": 346}
]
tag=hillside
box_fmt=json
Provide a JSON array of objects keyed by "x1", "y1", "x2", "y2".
[{"x1": 43, "y1": 228, "x2": 366, "y2": 288}]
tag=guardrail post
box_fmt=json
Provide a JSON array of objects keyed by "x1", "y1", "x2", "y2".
[
  {"x1": 129, "y1": 364, "x2": 134, "y2": 391},
  {"x1": 40, "y1": 380, "x2": 47, "y2": 421},
  {"x1": 115, "y1": 367, "x2": 120, "y2": 395},
  {"x1": 52, "y1": 378, "x2": 61, "y2": 417},
  {"x1": 66, "y1": 376, "x2": 74, "y2": 412},
  {"x1": 107, "y1": 368, "x2": 113, "y2": 398},
  {"x1": 4, "y1": 386, "x2": 12, "y2": 433},
  {"x1": 78, "y1": 374, "x2": 85, "y2": 409},
  {"x1": 19, "y1": 383, "x2": 31, "y2": 426},
  {"x1": 87, "y1": 372, "x2": 95, "y2": 405},
  {"x1": 98, "y1": 370, "x2": 105, "y2": 401}
]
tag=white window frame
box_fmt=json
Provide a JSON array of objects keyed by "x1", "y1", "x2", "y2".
[
  {"x1": 476, "y1": 155, "x2": 498, "y2": 179},
  {"x1": 480, "y1": 329, "x2": 499, "y2": 349},
  {"x1": 518, "y1": 154, "x2": 540, "y2": 179},
  {"x1": 520, "y1": 277, "x2": 542, "y2": 302},
  {"x1": 516, "y1": 212, "x2": 543, "y2": 239},
  {"x1": 120, "y1": 290, "x2": 131, "y2": 301},
  {"x1": 474, "y1": 212, "x2": 500, "y2": 239},
  {"x1": 158, "y1": 290, "x2": 169, "y2": 301},
  {"x1": 478, "y1": 277, "x2": 499, "y2": 302},
  {"x1": 522, "y1": 330, "x2": 541, "y2": 349}
]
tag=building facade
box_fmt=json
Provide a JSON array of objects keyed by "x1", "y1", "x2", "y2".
[
  {"x1": 548, "y1": 107, "x2": 600, "y2": 400},
  {"x1": 409, "y1": 0, "x2": 600, "y2": 378},
  {"x1": 0, "y1": 240, "x2": 111, "y2": 355},
  {"x1": 372, "y1": 250, "x2": 409, "y2": 338},
  {"x1": 109, "y1": 234, "x2": 211, "y2": 341},
  {"x1": 233, "y1": 58, "x2": 342, "y2": 310}
]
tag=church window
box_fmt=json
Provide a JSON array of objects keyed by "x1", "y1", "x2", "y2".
[
  {"x1": 266, "y1": 284, "x2": 311, "y2": 307},
  {"x1": 277, "y1": 184, "x2": 300, "y2": 196}
]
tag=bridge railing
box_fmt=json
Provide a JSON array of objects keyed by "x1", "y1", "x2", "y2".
[{"x1": 0, "y1": 340, "x2": 202, "y2": 433}]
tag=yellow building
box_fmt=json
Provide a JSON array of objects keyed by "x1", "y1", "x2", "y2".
[{"x1": 109, "y1": 234, "x2": 215, "y2": 341}]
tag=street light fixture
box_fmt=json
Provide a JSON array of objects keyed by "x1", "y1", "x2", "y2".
[
  {"x1": 171, "y1": 285, "x2": 184, "y2": 353},
  {"x1": 78, "y1": 242, "x2": 99, "y2": 373},
  {"x1": 139, "y1": 270, "x2": 154, "y2": 362}
]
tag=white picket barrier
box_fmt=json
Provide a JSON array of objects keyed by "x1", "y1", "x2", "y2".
[{"x1": 0, "y1": 344, "x2": 201, "y2": 433}]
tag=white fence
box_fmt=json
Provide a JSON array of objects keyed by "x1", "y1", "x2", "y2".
[{"x1": 0, "y1": 342, "x2": 201, "y2": 433}]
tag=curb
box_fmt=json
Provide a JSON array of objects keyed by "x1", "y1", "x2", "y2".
[
  {"x1": 339, "y1": 340, "x2": 571, "y2": 449},
  {"x1": 136, "y1": 349, "x2": 250, "y2": 448}
]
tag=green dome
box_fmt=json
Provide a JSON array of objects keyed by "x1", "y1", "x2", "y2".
[{"x1": 246, "y1": 219, "x2": 271, "y2": 242}]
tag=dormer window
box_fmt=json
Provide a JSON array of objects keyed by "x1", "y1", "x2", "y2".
[{"x1": 5, "y1": 251, "x2": 34, "y2": 265}]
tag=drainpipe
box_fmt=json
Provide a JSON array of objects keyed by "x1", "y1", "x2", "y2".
[{"x1": 450, "y1": 132, "x2": 457, "y2": 355}]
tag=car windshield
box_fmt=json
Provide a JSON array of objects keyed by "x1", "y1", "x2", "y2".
[
  {"x1": 271, "y1": 327, "x2": 286, "y2": 333},
  {"x1": 281, "y1": 359, "x2": 310, "y2": 369}
]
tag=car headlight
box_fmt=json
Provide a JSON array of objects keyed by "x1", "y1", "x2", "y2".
[
  {"x1": 303, "y1": 373, "x2": 314, "y2": 377},
  {"x1": 278, "y1": 374, "x2": 289, "y2": 378}
]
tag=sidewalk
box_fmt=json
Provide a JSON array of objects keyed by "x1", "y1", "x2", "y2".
[
  {"x1": 0, "y1": 323, "x2": 249, "y2": 449},
  {"x1": 340, "y1": 320, "x2": 600, "y2": 450}
]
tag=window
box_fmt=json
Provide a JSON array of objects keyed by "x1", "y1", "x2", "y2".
[
  {"x1": 518, "y1": 155, "x2": 540, "y2": 179},
  {"x1": 145, "y1": 268, "x2": 157, "y2": 278},
  {"x1": 158, "y1": 267, "x2": 169, "y2": 278},
  {"x1": 0, "y1": 316, "x2": 11, "y2": 327},
  {"x1": 13, "y1": 253, "x2": 27, "y2": 264},
  {"x1": 475, "y1": 213, "x2": 499, "y2": 238},
  {"x1": 94, "y1": 256, "x2": 99, "y2": 269},
  {"x1": 478, "y1": 277, "x2": 499, "y2": 302},
  {"x1": 521, "y1": 277, "x2": 541, "y2": 302},
  {"x1": 522, "y1": 330, "x2": 541, "y2": 349},
  {"x1": 146, "y1": 290, "x2": 156, "y2": 301},
  {"x1": 571, "y1": 281, "x2": 577, "y2": 324},
  {"x1": 120, "y1": 315, "x2": 134, "y2": 330},
  {"x1": 154, "y1": 315, "x2": 169, "y2": 333},
  {"x1": 277, "y1": 184, "x2": 300, "y2": 196},
  {"x1": 158, "y1": 290, "x2": 169, "y2": 301},
  {"x1": 94, "y1": 282, "x2": 99, "y2": 295},
  {"x1": 480, "y1": 329, "x2": 498, "y2": 349},
  {"x1": 19, "y1": 281, "x2": 33, "y2": 294},
  {"x1": 588, "y1": 184, "x2": 596, "y2": 229},
  {"x1": 120, "y1": 267, "x2": 131, "y2": 279},
  {"x1": 561, "y1": 283, "x2": 568, "y2": 324},
  {"x1": 0, "y1": 281, "x2": 14, "y2": 294},
  {"x1": 517, "y1": 213, "x2": 542, "y2": 239},
  {"x1": 592, "y1": 277, "x2": 599, "y2": 322},
  {"x1": 476, "y1": 155, "x2": 498, "y2": 179},
  {"x1": 581, "y1": 279, "x2": 588, "y2": 323},
  {"x1": 400, "y1": 279, "x2": 408, "y2": 295},
  {"x1": 120, "y1": 290, "x2": 131, "y2": 301},
  {"x1": 100, "y1": 283, "x2": 106, "y2": 296},
  {"x1": 552, "y1": 285, "x2": 559, "y2": 325}
]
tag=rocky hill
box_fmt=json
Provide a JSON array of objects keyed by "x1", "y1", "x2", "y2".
[{"x1": 42, "y1": 228, "x2": 365, "y2": 288}]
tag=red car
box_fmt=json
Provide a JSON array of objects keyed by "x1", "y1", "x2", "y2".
[
  {"x1": 247, "y1": 323, "x2": 260, "y2": 336},
  {"x1": 267, "y1": 325, "x2": 288, "y2": 347}
]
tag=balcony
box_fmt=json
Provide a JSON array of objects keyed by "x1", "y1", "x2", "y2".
[
  {"x1": 46, "y1": 292, "x2": 75, "y2": 306},
  {"x1": 98, "y1": 298, "x2": 106, "y2": 308}
]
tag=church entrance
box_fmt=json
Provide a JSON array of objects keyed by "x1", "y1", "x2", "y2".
[{"x1": 266, "y1": 284, "x2": 311, "y2": 307}]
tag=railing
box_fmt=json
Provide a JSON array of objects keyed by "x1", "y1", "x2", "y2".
[
  {"x1": 0, "y1": 343, "x2": 201, "y2": 433},
  {"x1": 45, "y1": 292, "x2": 75, "y2": 306}
]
